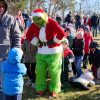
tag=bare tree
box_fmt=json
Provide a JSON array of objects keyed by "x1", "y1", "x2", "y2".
[
  {"x1": 7, "y1": 0, "x2": 76, "y2": 17},
  {"x1": 76, "y1": 0, "x2": 100, "y2": 14},
  {"x1": 47, "y1": 0, "x2": 75, "y2": 21},
  {"x1": 6, "y1": 0, "x2": 29, "y2": 15}
]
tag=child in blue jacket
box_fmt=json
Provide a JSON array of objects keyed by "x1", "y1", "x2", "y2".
[{"x1": 1, "y1": 47, "x2": 27, "y2": 100}]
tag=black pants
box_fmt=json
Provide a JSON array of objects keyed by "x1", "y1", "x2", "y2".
[
  {"x1": 3, "y1": 93, "x2": 22, "y2": 100},
  {"x1": 75, "y1": 21, "x2": 81, "y2": 30},
  {"x1": 83, "y1": 53, "x2": 89, "y2": 69},
  {"x1": 92, "y1": 26, "x2": 97, "y2": 37},
  {"x1": 69, "y1": 81, "x2": 90, "y2": 90},
  {"x1": 25, "y1": 63, "x2": 36, "y2": 83},
  {"x1": 72, "y1": 62, "x2": 77, "y2": 75},
  {"x1": 61, "y1": 58, "x2": 69, "y2": 85}
]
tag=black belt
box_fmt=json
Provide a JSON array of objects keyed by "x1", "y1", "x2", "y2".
[{"x1": 39, "y1": 40, "x2": 55, "y2": 46}]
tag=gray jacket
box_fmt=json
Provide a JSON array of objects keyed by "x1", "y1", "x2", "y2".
[{"x1": 0, "y1": 13, "x2": 21, "y2": 60}]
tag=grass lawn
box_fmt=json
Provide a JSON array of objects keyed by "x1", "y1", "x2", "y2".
[
  {"x1": 22, "y1": 80, "x2": 100, "y2": 100},
  {"x1": 22, "y1": 34, "x2": 100, "y2": 100}
]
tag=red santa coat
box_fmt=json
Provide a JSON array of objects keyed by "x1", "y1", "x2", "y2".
[{"x1": 26, "y1": 18, "x2": 66, "y2": 54}]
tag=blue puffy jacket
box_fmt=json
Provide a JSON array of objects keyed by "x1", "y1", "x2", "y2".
[{"x1": 1, "y1": 47, "x2": 27, "y2": 95}]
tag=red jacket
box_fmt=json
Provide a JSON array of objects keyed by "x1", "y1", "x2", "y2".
[
  {"x1": 83, "y1": 17, "x2": 87, "y2": 26},
  {"x1": 87, "y1": 18, "x2": 91, "y2": 30},
  {"x1": 83, "y1": 17, "x2": 91, "y2": 30},
  {"x1": 64, "y1": 47, "x2": 74, "y2": 58},
  {"x1": 84, "y1": 32, "x2": 93, "y2": 53}
]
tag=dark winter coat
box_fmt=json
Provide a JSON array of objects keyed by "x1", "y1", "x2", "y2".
[
  {"x1": 64, "y1": 14, "x2": 72, "y2": 23},
  {"x1": 72, "y1": 37, "x2": 84, "y2": 56},
  {"x1": 89, "y1": 49, "x2": 100, "y2": 67},
  {"x1": 91, "y1": 15, "x2": 98, "y2": 27},
  {"x1": 75, "y1": 15, "x2": 81, "y2": 23}
]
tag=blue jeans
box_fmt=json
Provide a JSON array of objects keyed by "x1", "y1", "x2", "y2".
[{"x1": 74, "y1": 56, "x2": 83, "y2": 77}]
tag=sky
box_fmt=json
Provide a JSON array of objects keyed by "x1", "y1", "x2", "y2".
[
  {"x1": 43, "y1": 0, "x2": 100, "y2": 16},
  {"x1": 75, "y1": 0, "x2": 100, "y2": 13}
]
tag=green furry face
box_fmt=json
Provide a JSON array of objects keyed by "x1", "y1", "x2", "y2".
[{"x1": 33, "y1": 16, "x2": 46, "y2": 27}]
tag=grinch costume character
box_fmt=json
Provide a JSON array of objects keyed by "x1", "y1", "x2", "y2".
[{"x1": 26, "y1": 8, "x2": 65, "y2": 97}]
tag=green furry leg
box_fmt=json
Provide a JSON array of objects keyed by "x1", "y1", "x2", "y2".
[{"x1": 36, "y1": 53, "x2": 62, "y2": 93}]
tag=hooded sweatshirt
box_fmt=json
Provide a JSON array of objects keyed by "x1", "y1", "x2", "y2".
[
  {"x1": 0, "y1": 0, "x2": 21, "y2": 60},
  {"x1": 1, "y1": 47, "x2": 27, "y2": 95}
]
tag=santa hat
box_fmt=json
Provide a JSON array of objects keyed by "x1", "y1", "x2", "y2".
[
  {"x1": 31, "y1": 8, "x2": 45, "y2": 18},
  {"x1": 31, "y1": 8, "x2": 48, "y2": 23}
]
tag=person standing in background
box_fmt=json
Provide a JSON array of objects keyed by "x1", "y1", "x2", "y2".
[
  {"x1": 89, "y1": 41, "x2": 100, "y2": 79},
  {"x1": 75, "y1": 13, "x2": 81, "y2": 30},
  {"x1": 26, "y1": 15, "x2": 33, "y2": 28},
  {"x1": 16, "y1": 9, "x2": 25, "y2": 32},
  {"x1": 91, "y1": 13, "x2": 98, "y2": 37},
  {"x1": 22, "y1": 9, "x2": 29, "y2": 28},
  {"x1": 83, "y1": 26, "x2": 93, "y2": 69},
  {"x1": 0, "y1": 0, "x2": 21, "y2": 99},
  {"x1": 56, "y1": 14, "x2": 62, "y2": 25},
  {"x1": 64, "y1": 12, "x2": 72, "y2": 24},
  {"x1": 22, "y1": 39, "x2": 37, "y2": 89}
]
